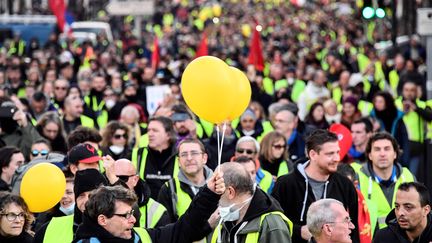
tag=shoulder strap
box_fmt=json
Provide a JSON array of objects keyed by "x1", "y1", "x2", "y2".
[{"x1": 168, "y1": 178, "x2": 178, "y2": 219}]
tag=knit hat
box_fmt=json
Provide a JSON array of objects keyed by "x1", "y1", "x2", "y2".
[
  {"x1": 240, "y1": 109, "x2": 257, "y2": 121},
  {"x1": 73, "y1": 169, "x2": 108, "y2": 198}
]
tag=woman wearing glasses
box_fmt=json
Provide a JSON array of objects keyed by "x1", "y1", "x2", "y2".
[
  {"x1": 100, "y1": 121, "x2": 132, "y2": 160},
  {"x1": 259, "y1": 131, "x2": 293, "y2": 178},
  {"x1": 0, "y1": 192, "x2": 34, "y2": 242}
]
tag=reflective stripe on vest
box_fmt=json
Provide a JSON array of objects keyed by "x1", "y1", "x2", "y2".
[
  {"x1": 134, "y1": 227, "x2": 152, "y2": 242},
  {"x1": 358, "y1": 168, "x2": 414, "y2": 229},
  {"x1": 257, "y1": 169, "x2": 273, "y2": 193},
  {"x1": 173, "y1": 177, "x2": 193, "y2": 218},
  {"x1": 277, "y1": 160, "x2": 289, "y2": 177},
  {"x1": 210, "y1": 211, "x2": 293, "y2": 243},
  {"x1": 200, "y1": 119, "x2": 214, "y2": 138},
  {"x1": 395, "y1": 97, "x2": 426, "y2": 142},
  {"x1": 131, "y1": 147, "x2": 179, "y2": 181},
  {"x1": 389, "y1": 70, "x2": 399, "y2": 95},
  {"x1": 80, "y1": 115, "x2": 95, "y2": 128},
  {"x1": 139, "y1": 198, "x2": 167, "y2": 228},
  {"x1": 43, "y1": 215, "x2": 74, "y2": 243}
]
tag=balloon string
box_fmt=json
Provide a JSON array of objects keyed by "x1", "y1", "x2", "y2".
[
  {"x1": 216, "y1": 124, "x2": 220, "y2": 172},
  {"x1": 217, "y1": 122, "x2": 227, "y2": 173}
]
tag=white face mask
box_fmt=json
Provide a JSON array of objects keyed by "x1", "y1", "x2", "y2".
[
  {"x1": 109, "y1": 145, "x2": 124, "y2": 155},
  {"x1": 59, "y1": 203, "x2": 75, "y2": 215},
  {"x1": 219, "y1": 196, "x2": 253, "y2": 222},
  {"x1": 105, "y1": 99, "x2": 116, "y2": 109}
]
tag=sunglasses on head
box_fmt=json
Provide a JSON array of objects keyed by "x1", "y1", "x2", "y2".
[
  {"x1": 236, "y1": 148, "x2": 256, "y2": 155},
  {"x1": 32, "y1": 149, "x2": 49, "y2": 156},
  {"x1": 113, "y1": 134, "x2": 127, "y2": 139}
]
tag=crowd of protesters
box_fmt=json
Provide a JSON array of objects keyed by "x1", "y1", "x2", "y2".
[{"x1": 0, "y1": 0, "x2": 431, "y2": 242}]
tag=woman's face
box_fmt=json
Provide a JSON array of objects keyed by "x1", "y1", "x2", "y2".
[
  {"x1": 343, "y1": 102, "x2": 356, "y2": 117},
  {"x1": 60, "y1": 181, "x2": 75, "y2": 209},
  {"x1": 111, "y1": 129, "x2": 128, "y2": 146},
  {"x1": 374, "y1": 96, "x2": 386, "y2": 111},
  {"x1": 68, "y1": 87, "x2": 80, "y2": 97},
  {"x1": 271, "y1": 138, "x2": 286, "y2": 160},
  {"x1": 0, "y1": 203, "x2": 25, "y2": 237},
  {"x1": 43, "y1": 122, "x2": 59, "y2": 140},
  {"x1": 312, "y1": 105, "x2": 325, "y2": 122}
]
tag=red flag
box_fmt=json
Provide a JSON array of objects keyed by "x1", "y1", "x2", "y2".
[
  {"x1": 151, "y1": 37, "x2": 160, "y2": 71},
  {"x1": 49, "y1": 0, "x2": 66, "y2": 32},
  {"x1": 357, "y1": 189, "x2": 372, "y2": 243},
  {"x1": 248, "y1": 26, "x2": 264, "y2": 71},
  {"x1": 195, "y1": 32, "x2": 208, "y2": 58}
]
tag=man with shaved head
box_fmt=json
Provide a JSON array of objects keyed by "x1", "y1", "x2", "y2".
[
  {"x1": 114, "y1": 159, "x2": 170, "y2": 228},
  {"x1": 212, "y1": 162, "x2": 292, "y2": 242}
]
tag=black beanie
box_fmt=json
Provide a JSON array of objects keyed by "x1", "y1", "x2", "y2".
[{"x1": 74, "y1": 169, "x2": 108, "y2": 198}]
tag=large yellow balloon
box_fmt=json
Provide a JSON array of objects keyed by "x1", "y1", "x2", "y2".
[
  {"x1": 227, "y1": 67, "x2": 252, "y2": 120},
  {"x1": 20, "y1": 163, "x2": 66, "y2": 213},
  {"x1": 181, "y1": 56, "x2": 236, "y2": 124}
]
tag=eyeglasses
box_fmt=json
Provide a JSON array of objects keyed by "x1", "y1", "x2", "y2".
[
  {"x1": 236, "y1": 148, "x2": 256, "y2": 155},
  {"x1": 327, "y1": 217, "x2": 352, "y2": 226},
  {"x1": 179, "y1": 151, "x2": 203, "y2": 159},
  {"x1": 113, "y1": 134, "x2": 127, "y2": 139},
  {"x1": 116, "y1": 174, "x2": 136, "y2": 182},
  {"x1": 272, "y1": 144, "x2": 286, "y2": 150},
  {"x1": 113, "y1": 209, "x2": 134, "y2": 219},
  {"x1": 0, "y1": 212, "x2": 25, "y2": 221},
  {"x1": 32, "y1": 149, "x2": 49, "y2": 156},
  {"x1": 55, "y1": 86, "x2": 68, "y2": 90}
]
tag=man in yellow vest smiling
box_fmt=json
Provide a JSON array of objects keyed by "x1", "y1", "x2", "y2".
[
  {"x1": 356, "y1": 132, "x2": 415, "y2": 232},
  {"x1": 158, "y1": 138, "x2": 213, "y2": 223}
]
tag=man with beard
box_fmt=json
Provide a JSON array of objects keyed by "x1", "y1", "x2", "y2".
[
  {"x1": 272, "y1": 129, "x2": 359, "y2": 243},
  {"x1": 374, "y1": 182, "x2": 432, "y2": 242}
]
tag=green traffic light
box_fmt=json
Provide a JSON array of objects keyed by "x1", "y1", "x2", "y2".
[
  {"x1": 362, "y1": 7, "x2": 375, "y2": 19},
  {"x1": 376, "y1": 8, "x2": 386, "y2": 18}
]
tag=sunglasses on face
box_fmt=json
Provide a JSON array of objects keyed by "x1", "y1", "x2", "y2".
[
  {"x1": 116, "y1": 175, "x2": 135, "y2": 182},
  {"x1": 55, "y1": 86, "x2": 67, "y2": 90},
  {"x1": 113, "y1": 134, "x2": 127, "y2": 139},
  {"x1": 272, "y1": 144, "x2": 286, "y2": 150},
  {"x1": 236, "y1": 148, "x2": 256, "y2": 155},
  {"x1": 32, "y1": 149, "x2": 49, "y2": 156}
]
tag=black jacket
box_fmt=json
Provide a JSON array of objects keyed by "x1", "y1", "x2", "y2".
[
  {"x1": 220, "y1": 187, "x2": 287, "y2": 243},
  {"x1": 73, "y1": 185, "x2": 220, "y2": 243},
  {"x1": 137, "y1": 145, "x2": 177, "y2": 199},
  {"x1": 271, "y1": 160, "x2": 360, "y2": 243},
  {"x1": 0, "y1": 231, "x2": 33, "y2": 243},
  {"x1": 0, "y1": 178, "x2": 10, "y2": 192},
  {"x1": 133, "y1": 178, "x2": 170, "y2": 228},
  {"x1": 374, "y1": 210, "x2": 432, "y2": 243}
]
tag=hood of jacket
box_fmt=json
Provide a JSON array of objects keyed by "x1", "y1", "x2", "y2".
[
  {"x1": 178, "y1": 165, "x2": 213, "y2": 190},
  {"x1": 134, "y1": 178, "x2": 152, "y2": 207}
]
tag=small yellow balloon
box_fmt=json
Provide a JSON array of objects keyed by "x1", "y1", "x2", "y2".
[
  {"x1": 227, "y1": 67, "x2": 252, "y2": 120},
  {"x1": 20, "y1": 163, "x2": 66, "y2": 213},
  {"x1": 181, "y1": 56, "x2": 236, "y2": 124},
  {"x1": 212, "y1": 4, "x2": 222, "y2": 17},
  {"x1": 242, "y1": 24, "x2": 251, "y2": 37}
]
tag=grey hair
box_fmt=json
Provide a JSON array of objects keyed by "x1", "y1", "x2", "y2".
[
  {"x1": 220, "y1": 162, "x2": 254, "y2": 195},
  {"x1": 236, "y1": 136, "x2": 260, "y2": 153},
  {"x1": 307, "y1": 199, "x2": 343, "y2": 236}
]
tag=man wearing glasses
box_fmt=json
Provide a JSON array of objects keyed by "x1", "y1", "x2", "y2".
[
  {"x1": 158, "y1": 138, "x2": 213, "y2": 223},
  {"x1": 114, "y1": 159, "x2": 170, "y2": 228},
  {"x1": 306, "y1": 198, "x2": 355, "y2": 243},
  {"x1": 73, "y1": 171, "x2": 225, "y2": 242}
]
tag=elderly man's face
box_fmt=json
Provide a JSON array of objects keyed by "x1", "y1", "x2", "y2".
[
  {"x1": 326, "y1": 203, "x2": 355, "y2": 243},
  {"x1": 235, "y1": 141, "x2": 258, "y2": 161},
  {"x1": 103, "y1": 201, "x2": 136, "y2": 239}
]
